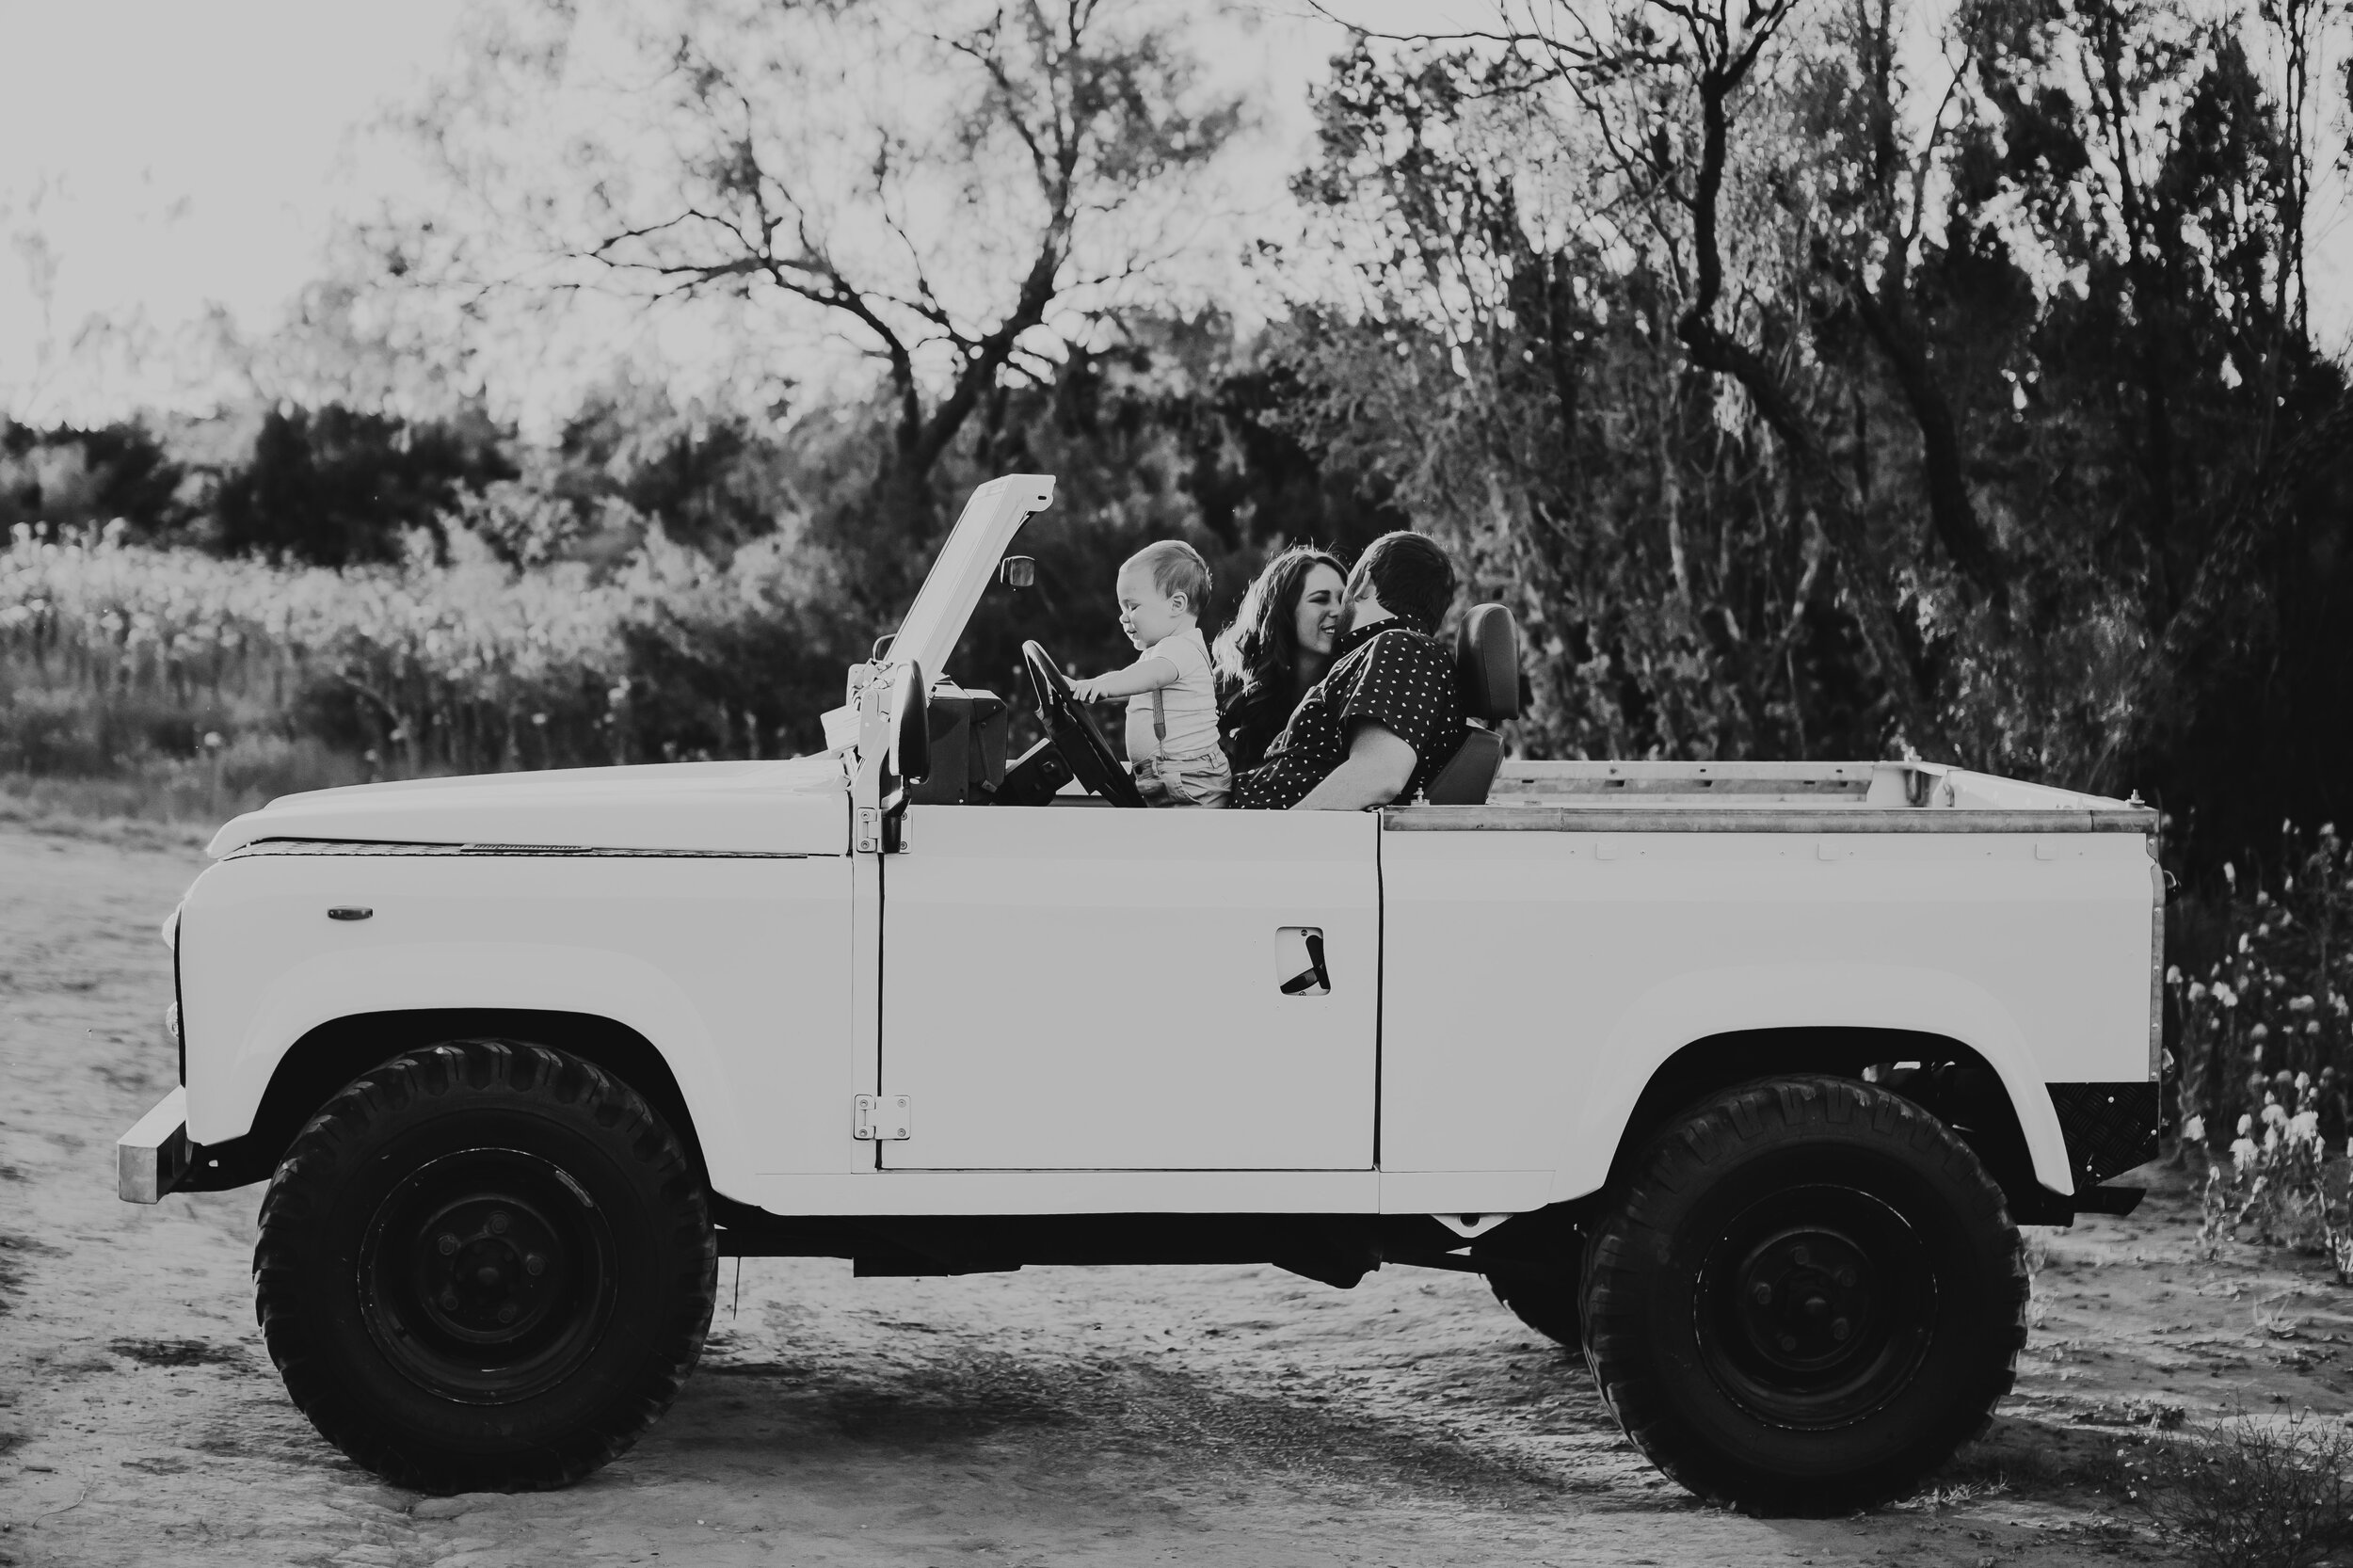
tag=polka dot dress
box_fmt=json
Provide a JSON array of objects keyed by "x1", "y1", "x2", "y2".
[{"x1": 1233, "y1": 621, "x2": 1466, "y2": 809}]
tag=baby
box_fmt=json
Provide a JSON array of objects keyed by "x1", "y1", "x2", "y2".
[{"x1": 1069, "y1": 540, "x2": 1231, "y2": 808}]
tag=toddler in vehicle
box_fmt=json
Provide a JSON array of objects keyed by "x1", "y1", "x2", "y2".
[{"x1": 1069, "y1": 540, "x2": 1231, "y2": 808}]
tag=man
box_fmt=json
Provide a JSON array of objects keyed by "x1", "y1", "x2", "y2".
[{"x1": 1234, "y1": 531, "x2": 1466, "y2": 811}]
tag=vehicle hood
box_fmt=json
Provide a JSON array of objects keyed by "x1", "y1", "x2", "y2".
[{"x1": 206, "y1": 756, "x2": 850, "y2": 858}]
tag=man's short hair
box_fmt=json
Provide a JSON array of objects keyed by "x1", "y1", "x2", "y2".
[
  {"x1": 1347, "y1": 532, "x2": 1457, "y2": 635},
  {"x1": 1128, "y1": 539, "x2": 1212, "y2": 612}
]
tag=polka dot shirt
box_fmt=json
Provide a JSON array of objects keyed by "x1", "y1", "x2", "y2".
[{"x1": 1233, "y1": 620, "x2": 1466, "y2": 809}]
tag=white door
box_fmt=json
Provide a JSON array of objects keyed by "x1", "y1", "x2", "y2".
[{"x1": 878, "y1": 805, "x2": 1380, "y2": 1170}]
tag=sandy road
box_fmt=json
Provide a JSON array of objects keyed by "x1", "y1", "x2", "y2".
[{"x1": 0, "y1": 820, "x2": 2216, "y2": 1566}]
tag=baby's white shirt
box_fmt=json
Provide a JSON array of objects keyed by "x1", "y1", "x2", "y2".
[{"x1": 1123, "y1": 627, "x2": 1220, "y2": 761}]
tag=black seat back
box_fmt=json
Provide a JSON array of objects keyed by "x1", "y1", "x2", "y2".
[{"x1": 1422, "y1": 603, "x2": 1518, "y2": 806}]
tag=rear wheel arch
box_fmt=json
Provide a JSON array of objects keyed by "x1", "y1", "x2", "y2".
[
  {"x1": 188, "y1": 1009, "x2": 705, "y2": 1192},
  {"x1": 1602, "y1": 1028, "x2": 2058, "y2": 1224}
]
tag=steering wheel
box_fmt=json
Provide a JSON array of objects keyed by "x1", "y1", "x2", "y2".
[{"x1": 1022, "y1": 640, "x2": 1147, "y2": 808}]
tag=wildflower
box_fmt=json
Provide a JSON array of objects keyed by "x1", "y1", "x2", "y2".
[
  {"x1": 2292, "y1": 995, "x2": 2317, "y2": 1013},
  {"x1": 2291, "y1": 1110, "x2": 2321, "y2": 1146},
  {"x1": 2188, "y1": 981, "x2": 2208, "y2": 1002},
  {"x1": 2216, "y1": 984, "x2": 2240, "y2": 1007},
  {"x1": 2252, "y1": 1023, "x2": 2269, "y2": 1041},
  {"x1": 2234, "y1": 1133, "x2": 2262, "y2": 1169},
  {"x1": 2168, "y1": 965, "x2": 2184, "y2": 985},
  {"x1": 2265, "y1": 1101, "x2": 2290, "y2": 1131},
  {"x1": 2184, "y1": 1114, "x2": 2206, "y2": 1144}
]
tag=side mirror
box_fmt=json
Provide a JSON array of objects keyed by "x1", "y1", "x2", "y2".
[
  {"x1": 888, "y1": 662, "x2": 930, "y2": 785},
  {"x1": 998, "y1": 556, "x2": 1036, "y2": 590}
]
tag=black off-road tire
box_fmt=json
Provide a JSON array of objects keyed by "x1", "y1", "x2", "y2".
[
  {"x1": 1582, "y1": 1075, "x2": 2025, "y2": 1515},
  {"x1": 253, "y1": 1039, "x2": 716, "y2": 1494}
]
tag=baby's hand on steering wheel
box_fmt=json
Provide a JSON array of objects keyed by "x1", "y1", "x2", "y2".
[{"x1": 1068, "y1": 677, "x2": 1102, "y2": 704}]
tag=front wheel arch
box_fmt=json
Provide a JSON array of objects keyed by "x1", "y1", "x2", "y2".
[{"x1": 185, "y1": 1009, "x2": 705, "y2": 1192}]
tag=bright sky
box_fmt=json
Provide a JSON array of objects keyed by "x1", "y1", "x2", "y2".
[
  {"x1": 3, "y1": 0, "x2": 2347, "y2": 425},
  {"x1": 0, "y1": 1, "x2": 474, "y2": 420},
  {"x1": 0, "y1": 0, "x2": 1422, "y2": 424}
]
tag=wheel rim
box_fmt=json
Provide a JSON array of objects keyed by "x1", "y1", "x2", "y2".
[
  {"x1": 358, "y1": 1147, "x2": 618, "y2": 1405},
  {"x1": 1693, "y1": 1183, "x2": 1935, "y2": 1430}
]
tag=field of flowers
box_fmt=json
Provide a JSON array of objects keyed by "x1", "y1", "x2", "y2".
[
  {"x1": 0, "y1": 520, "x2": 845, "y2": 819},
  {"x1": 2171, "y1": 824, "x2": 2353, "y2": 1267}
]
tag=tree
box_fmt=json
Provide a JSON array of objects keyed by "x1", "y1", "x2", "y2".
[
  {"x1": 1278, "y1": 0, "x2": 2351, "y2": 856},
  {"x1": 392, "y1": 0, "x2": 1243, "y2": 612}
]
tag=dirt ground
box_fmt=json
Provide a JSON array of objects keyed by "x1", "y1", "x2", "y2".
[{"x1": 8, "y1": 821, "x2": 2352, "y2": 1567}]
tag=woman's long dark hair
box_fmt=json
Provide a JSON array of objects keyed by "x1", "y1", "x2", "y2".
[{"x1": 1214, "y1": 544, "x2": 1346, "y2": 756}]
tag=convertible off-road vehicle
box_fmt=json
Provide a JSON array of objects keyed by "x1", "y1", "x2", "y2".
[{"x1": 119, "y1": 474, "x2": 2162, "y2": 1513}]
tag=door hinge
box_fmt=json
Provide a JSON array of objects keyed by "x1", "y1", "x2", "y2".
[
  {"x1": 853, "y1": 1094, "x2": 911, "y2": 1140},
  {"x1": 856, "y1": 807, "x2": 883, "y2": 855}
]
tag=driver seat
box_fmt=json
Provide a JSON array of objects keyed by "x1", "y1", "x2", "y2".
[{"x1": 1421, "y1": 603, "x2": 1519, "y2": 807}]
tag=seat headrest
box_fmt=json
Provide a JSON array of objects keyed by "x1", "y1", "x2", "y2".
[{"x1": 1455, "y1": 602, "x2": 1519, "y2": 723}]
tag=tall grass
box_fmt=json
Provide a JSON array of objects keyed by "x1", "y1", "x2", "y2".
[{"x1": 0, "y1": 520, "x2": 844, "y2": 820}]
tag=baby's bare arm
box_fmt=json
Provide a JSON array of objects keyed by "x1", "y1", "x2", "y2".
[{"x1": 1070, "y1": 657, "x2": 1179, "y2": 704}]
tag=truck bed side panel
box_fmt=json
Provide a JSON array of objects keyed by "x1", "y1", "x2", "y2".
[{"x1": 1379, "y1": 828, "x2": 2153, "y2": 1206}]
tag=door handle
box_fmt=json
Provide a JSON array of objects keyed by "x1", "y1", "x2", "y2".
[{"x1": 1279, "y1": 929, "x2": 1331, "y2": 996}]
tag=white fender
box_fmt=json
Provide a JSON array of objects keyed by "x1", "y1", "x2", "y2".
[
  {"x1": 210, "y1": 941, "x2": 757, "y2": 1194},
  {"x1": 1547, "y1": 960, "x2": 2077, "y2": 1203}
]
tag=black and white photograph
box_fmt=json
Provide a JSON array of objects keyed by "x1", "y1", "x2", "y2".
[{"x1": 3, "y1": 0, "x2": 2350, "y2": 1562}]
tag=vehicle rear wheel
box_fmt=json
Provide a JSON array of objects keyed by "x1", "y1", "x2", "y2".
[
  {"x1": 1581, "y1": 1075, "x2": 2025, "y2": 1515},
  {"x1": 254, "y1": 1039, "x2": 716, "y2": 1494}
]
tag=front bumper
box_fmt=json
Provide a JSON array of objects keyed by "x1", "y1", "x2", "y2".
[{"x1": 118, "y1": 1086, "x2": 191, "y2": 1204}]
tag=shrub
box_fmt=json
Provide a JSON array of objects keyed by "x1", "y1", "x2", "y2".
[
  {"x1": 2137, "y1": 1413, "x2": 2353, "y2": 1568},
  {"x1": 2196, "y1": 1094, "x2": 2353, "y2": 1280}
]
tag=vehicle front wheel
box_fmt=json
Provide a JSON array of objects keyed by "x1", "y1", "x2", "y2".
[
  {"x1": 254, "y1": 1039, "x2": 716, "y2": 1494},
  {"x1": 1582, "y1": 1075, "x2": 2026, "y2": 1515}
]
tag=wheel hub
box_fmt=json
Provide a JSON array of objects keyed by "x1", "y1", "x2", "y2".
[
  {"x1": 1732, "y1": 1231, "x2": 1876, "y2": 1373},
  {"x1": 357, "y1": 1147, "x2": 617, "y2": 1404},
  {"x1": 1695, "y1": 1183, "x2": 1934, "y2": 1430},
  {"x1": 417, "y1": 1198, "x2": 564, "y2": 1342}
]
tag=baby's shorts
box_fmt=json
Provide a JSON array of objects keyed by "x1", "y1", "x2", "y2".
[{"x1": 1134, "y1": 746, "x2": 1231, "y2": 808}]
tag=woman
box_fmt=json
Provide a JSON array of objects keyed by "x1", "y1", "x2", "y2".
[{"x1": 1213, "y1": 544, "x2": 1348, "y2": 777}]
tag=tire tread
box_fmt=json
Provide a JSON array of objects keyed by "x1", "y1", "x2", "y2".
[
  {"x1": 253, "y1": 1038, "x2": 716, "y2": 1494},
  {"x1": 1581, "y1": 1075, "x2": 2026, "y2": 1514}
]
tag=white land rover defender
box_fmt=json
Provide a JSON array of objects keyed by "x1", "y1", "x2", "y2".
[{"x1": 118, "y1": 474, "x2": 2163, "y2": 1513}]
